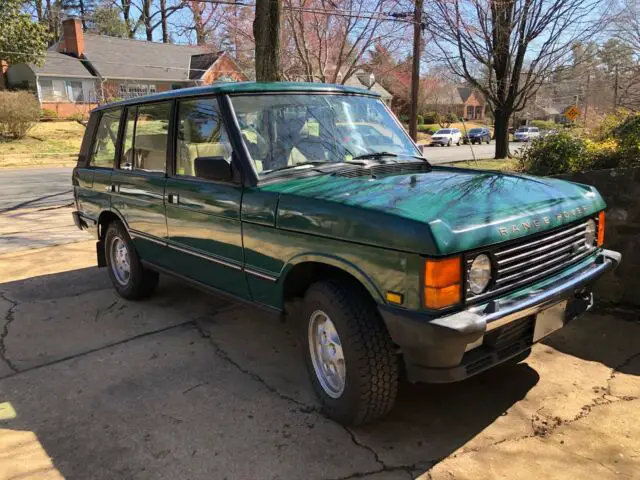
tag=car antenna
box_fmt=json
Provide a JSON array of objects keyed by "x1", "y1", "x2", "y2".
[{"x1": 460, "y1": 117, "x2": 479, "y2": 168}]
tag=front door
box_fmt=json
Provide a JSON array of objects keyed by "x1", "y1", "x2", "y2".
[
  {"x1": 110, "y1": 102, "x2": 171, "y2": 265},
  {"x1": 164, "y1": 96, "x2": 249, "y2": 299}
]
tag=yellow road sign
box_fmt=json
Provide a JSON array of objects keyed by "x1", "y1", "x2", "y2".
[{"x1": 565, "y1": 106, "x2": 581, "y2": 121}]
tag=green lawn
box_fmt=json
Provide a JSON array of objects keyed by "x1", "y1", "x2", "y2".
[
  {"x1": 441, "y1": 159, "x2": 518, "y2": 171},
  {"x1": 0, "y1": 121, "x2": 85, "y2": 168}
]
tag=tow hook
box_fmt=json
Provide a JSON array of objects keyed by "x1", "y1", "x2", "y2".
[{"x1": 574, "y1": 289, "x2": 594, "y2": 312}]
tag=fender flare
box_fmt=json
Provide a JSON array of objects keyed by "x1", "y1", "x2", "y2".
[
  {"x1": 97, "y1": 207, "x2": 129, "y2": 238},
  {"x1": 280, "y1": 252, "x2": 384, "y2": 303}
]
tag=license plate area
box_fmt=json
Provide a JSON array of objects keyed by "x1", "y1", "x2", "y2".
[{"x1": 533, "y1": 301, "x2": 567, "y2": 342}]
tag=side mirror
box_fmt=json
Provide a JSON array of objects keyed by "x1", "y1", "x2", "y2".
[{"x1": 194, "y1": 156, "x2": 233, "y2": 182}]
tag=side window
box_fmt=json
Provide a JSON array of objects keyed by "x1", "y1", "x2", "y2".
[
  {"x1": 89, "y1": 109, "x2": 122, "y2": 168},
  {"x1": 176, "y1": 97, "x2": 232, "y2": 178},
  {"x1": 120, "y1": 102, "x2": 171, "y2": 173}
]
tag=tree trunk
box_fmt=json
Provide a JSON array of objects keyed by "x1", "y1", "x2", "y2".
[
  {"x1": 191, "y1": 1, "x2": 206, "y2": 45},
  {"x1": 121, "y1": 0, "x2": 133, "y2": 38},
  {"x1": 494, "y1": 107, "x2": 510, "y2": 159},
  {"x1": 143, "y1": 0, "x2": 153, "y2": 41},
  {"x1": 160, "y1": 0, "x2": 169, "y2": 43},
  {"x1": 253, "y1": 0, "x2": 281, "y2": 82},
  {"x1": 79, "y1": 0, "x2": 87, "y2": 30},
  {"x1": 35, "y1": 0, "x2": 44, "y2": 23}
]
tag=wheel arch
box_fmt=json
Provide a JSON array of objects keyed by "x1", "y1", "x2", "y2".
[
  {"x1": 280, "y1": 254, "x2": 384, "y2": 305},
  {"x1": 97, "y1": 209, "x2": 128, "y2": 240}
]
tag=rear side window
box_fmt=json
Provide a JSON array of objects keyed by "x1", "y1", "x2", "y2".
[
  {"x1": 89, "y1": 109, "x2": 122, "y2": 168},
  {"x1": 176, "y1": 97, "x2": 232, "y2": 177},
  {"x1": 120, "y1": 102, "x2": 171, "y2": 173}
]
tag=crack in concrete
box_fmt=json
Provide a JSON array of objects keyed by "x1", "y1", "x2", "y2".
[
  {"x1": 194, "y1": 319, "x2": 434, "y2": 480},
  {"x1": 0, "y1": 292, "x2": 19, "y2": 372},
  {"x1": 0, "y1": 320, "x2": 195, "y2": 381}
]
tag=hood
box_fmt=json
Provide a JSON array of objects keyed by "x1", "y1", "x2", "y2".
[{"x1": 262, "y1": 166, "x2": 606, "y2": 255}]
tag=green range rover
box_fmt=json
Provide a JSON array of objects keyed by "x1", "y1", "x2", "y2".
[{"x1": 72, "y1": 82, "x2": 620, "y2": 425}]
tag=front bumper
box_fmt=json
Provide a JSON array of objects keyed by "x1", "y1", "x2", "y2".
[{"x1": 379, "y1": 249, "x2": 621, "y2": 383}]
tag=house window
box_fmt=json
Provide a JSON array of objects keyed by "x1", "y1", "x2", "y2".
[
  {"x1": 65, "y1": 80, "x2": 84, "y2": 102},
  {"x1": 467, "y1": 105, "x2": 474, "y2": 119},
  {"x1": 475, "y1": 106, "x2": 483, "y2": 119},
  {"x1": 39, "y1": 78, "x2": 66, "y2": 102},
  {"x1": 118, "y1": 84, "x2": 157, "y2": 99}
]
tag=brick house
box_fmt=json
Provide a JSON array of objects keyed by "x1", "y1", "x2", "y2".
[
  {"x1": 421, "y1": 84, "x2": 486, "y2": 121},
  {"x1": 6, "y1": 18, "x2": 247, "y2": 118}
]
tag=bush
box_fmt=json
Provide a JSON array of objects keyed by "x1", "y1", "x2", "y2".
[
  {"x1": 417, "y1": 124, "x2": 437, "y2": 134},
  {"x1": 517, "y1": 132, "x2": 586, "y2": 175},
  {"x1": 422, "y1": 112, "x2": 438, "y2": 124},
  {"x1": 612, "y1": 114, "x2": 640, "y2": 167},
  {"x1": 66, "y1": 113, "x2": 85, "y2": 122},
  {"x1": 530, "y1": 120, "x2": 557, "y2": 131},
  {"x1": 0, "y1": 91, "x2": 41, "y2": 139},
  {"x1": 41, "y1": 108, "x2": 58, "y2": 120},
  {"x1": 416, "y1": 114, "x2": 424, "y2": 125}
]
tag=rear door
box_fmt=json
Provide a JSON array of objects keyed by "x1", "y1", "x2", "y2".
[
  {"x1": 163, "y1": 96, "x2": 249, "y2": 298},
  {"x1": 110, "y1": 101, "x2": 171, "y2": 266},
  {"x1": 73, "y1": 108, "x2": 122, "y2": 223}
]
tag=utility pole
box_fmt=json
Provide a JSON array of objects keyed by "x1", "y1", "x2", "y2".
[
  {"x1": 409, "y1": 0, "x2": 423, "y2": 141},
  {"x1": 583, "y1": 73, "x2": 590, "y2": 125},
  {"x1": 613, "y1": 64, "x2": 619, "y2": 109}
]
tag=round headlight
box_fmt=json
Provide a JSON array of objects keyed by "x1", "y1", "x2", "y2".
[
  {"x1": 469, "y1": 254, "x2": 492, "y2": 294},
  {"x1": 585, "y1": 219, "x2": 597, "y2": 247}
]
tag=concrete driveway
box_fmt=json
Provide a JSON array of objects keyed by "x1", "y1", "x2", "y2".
[{"x1": 1, "y1": 206, "x2": 639, "y2": 479}]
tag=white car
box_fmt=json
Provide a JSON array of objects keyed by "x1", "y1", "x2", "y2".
[
  {"x1": 430, "y1": 128, "x2": 462, "y2": 147},
  {"x1": 513, "y1": 126, "x2": 540, "y2": 142}
]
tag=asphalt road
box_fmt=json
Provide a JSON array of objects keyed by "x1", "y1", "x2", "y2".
[
  {"x1": 0, "y1": 143, "x2": 526, "y2": 212},
  {"x1": 423, "y1": 142, "x2": 525, "y2": 164},
  {"x1": 0, "y1": 168, "x2": 73, "y2": 212}
]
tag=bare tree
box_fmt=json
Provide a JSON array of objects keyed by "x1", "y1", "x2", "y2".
[
  {"x1": 426, "y1": 0, "x2": 607, "y2": 159},
  {"x1": 281, "y1": 0, "x2": 409, "y2": 83}
]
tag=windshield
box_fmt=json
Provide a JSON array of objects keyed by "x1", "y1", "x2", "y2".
[
  {"x1": 435, "y1": 129, "x2": 451, "y2": 134},
  {"x1": 469, "y1": 128, "x2": 483, "y2": 134},
  {"x1": 516, "y1": 127, "x2": 529, "y2": 132},
  {"x1": 230, "y1": 94, "x2": 419, "y2": 174}
]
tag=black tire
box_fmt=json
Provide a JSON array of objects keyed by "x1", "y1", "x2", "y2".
[
  {"x1": 447, "y1": 139, "x2": 452, "y2": 147},
  {"x1": 104, "y1": 220, "x2": 159, "y2": 300},
  {"x1": 486, "y1": 137, "x2": 491, "y2": 144},
  {"x1": 302, "y1": 279, "x2": 399, "y2": 426},
  {"x1": 456, "y1": 139, "x2": 461, "y2": 146}
]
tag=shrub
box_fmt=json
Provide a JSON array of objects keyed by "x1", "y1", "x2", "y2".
[
  {"x1": 417, "y1": 124, "x2": 437, "y2": 134},
  {"x1": 416, "y1": 114, "x2": 424, "y2": 125},
  {"x1": 530, "y1": 120, "x2": 557, "y2": 131},
  {"x1": 41, "y1": 108, "x2": 58, "y2": 120},
  {"x1": 66, "y1": 112, "x2": 85, "y2": 122},
  {"x1": 517, "y1": 131, "x2": 586, "y2": 175},
  {"x1": 422, "y1": 112, "x2": 438, "y2": 124},
  {"x1": 0, "y1": 91, "x2": 41, "y2": 139},
  {"x1": 612, "y1": 114, "x2": 640, "y2": 167}
]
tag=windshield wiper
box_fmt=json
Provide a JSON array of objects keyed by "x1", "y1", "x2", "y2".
[
  {"x1": 352, "y1": 151, "x2": 399, "y2": 161},
  {"x1": 262, "y1": 161, "x2": 330, "y2": 175}
]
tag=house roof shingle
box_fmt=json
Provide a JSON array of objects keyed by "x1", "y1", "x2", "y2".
[
  {"x1": 82, "y1": 35, "x2": 209, "y2": 81},
  {"x1": 189, "y1": 52, "x2": 222, "y2": 80},
  {"x1": 31, "y1": 51, "x2": 94, "y2": 78},
  {"x1": 343, "y1": 71, "x2": 393, "y2": 99}
]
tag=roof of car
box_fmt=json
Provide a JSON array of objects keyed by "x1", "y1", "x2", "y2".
[{"x1": 93, "y1": 82, "x2": 381, "y2": 112}]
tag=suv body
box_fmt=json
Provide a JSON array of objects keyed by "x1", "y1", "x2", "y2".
[
  {"x1": 72, "y1": 83, "x2": 620, "y2": 425},
  {"x1": 463, "y1": 127, "x2": 491, "y2": 144},
  {"x1": 429, "y1": 128, "x2": 462, "y2": 146},
  {"x1": 514, "y1": 126, "x2": 540, "y2": 142}
]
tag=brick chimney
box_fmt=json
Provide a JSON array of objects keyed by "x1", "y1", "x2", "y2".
[{"x1": 62, "y1": 17, "x2": 84, "y2": 57}]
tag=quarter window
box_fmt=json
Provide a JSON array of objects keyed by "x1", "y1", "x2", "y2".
[
  {"x1": 176, "y1": 97, "x2": 232, "y2": 177},
  {"x1": 89, "y1": 109, "x2": 122, "y2": 168},
  {"x1": 120, "y1": 102, "x2": 171, "y2": 173}
]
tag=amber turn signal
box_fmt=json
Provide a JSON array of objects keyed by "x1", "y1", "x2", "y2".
[
  {"x1": 598, "y1": 211, "x2": 605, "y2": 247},
  {"x1": 424, "y1": 256, "x2": 462, "y2": 309}
]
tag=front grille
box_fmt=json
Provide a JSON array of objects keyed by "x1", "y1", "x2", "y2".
[{"x1": 466, "y1": 218, "x2": 598, "y2": 302}]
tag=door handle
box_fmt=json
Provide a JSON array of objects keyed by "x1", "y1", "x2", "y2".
[{"x1": 167, "y1": 193, "x2": 179, "y2": 205}]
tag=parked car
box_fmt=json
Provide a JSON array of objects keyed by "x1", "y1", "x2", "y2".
[
  {"x1": 429, "y1": 128, "x2": 462, "y2": 146},
  {"x1": 72, "y1": 83, "x2": 620, "y2": 426},
  {"x1": 513, "y1": 126, "x2": 540, "y2": 142},
  {"x1": 463, "y1": 127, "x2": 491, "y2": 144}
]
